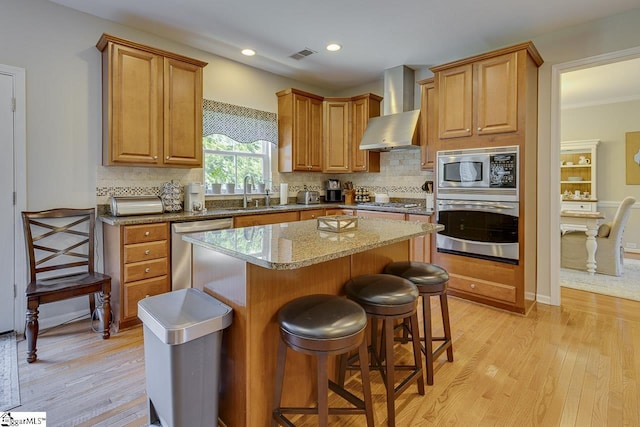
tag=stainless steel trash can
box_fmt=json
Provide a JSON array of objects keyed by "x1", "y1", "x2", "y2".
[{"x1": 138, "y1": 288, "x2": 233, "y2": 427}]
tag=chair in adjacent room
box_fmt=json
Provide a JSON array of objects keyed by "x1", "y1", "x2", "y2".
[
  {"x1": 561, "y1": 196, "x2": 636, "y2": 276},
  {"x1": 22, "y1": 208, "x2": 111, "y2": 363}
]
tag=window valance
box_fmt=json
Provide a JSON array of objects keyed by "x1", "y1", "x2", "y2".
[{"x1": 203, "y1": 99, "x2": 278, "y2": 145}]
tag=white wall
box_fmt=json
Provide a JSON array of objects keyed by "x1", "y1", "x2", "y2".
[{"x1": 562, "y1": 100, "x2": 640, "y2": 249}]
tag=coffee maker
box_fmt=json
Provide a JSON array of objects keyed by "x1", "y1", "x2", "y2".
[
  {"x1": 325, "y1": 179, "x2": 342, "y2": 203},
  {"x1": 184, "y1": 182, "x2": 205, "y2": 212}
]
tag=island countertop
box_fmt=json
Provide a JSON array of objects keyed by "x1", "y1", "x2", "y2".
[{"x1": 184, "y1": 217, "x2": 443, "y2": 270}]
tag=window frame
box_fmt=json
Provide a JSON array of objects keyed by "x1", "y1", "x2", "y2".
[{"x1": 203, "y1": 134, "x2": 272, "y2": 195}]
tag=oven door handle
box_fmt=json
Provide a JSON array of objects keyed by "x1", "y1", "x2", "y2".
[{"x1": 437, "y1": 200, "x2": 516, "y2": 210}]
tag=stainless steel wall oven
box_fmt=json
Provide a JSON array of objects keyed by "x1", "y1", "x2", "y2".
[
  {"x1": 436, "y1": 200, "x2": 519, "y2": 264},
  {"x1": 435, "y1": 146, "x2": 520, "y2": 265}
]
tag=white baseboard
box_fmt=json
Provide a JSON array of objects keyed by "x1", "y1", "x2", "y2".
[{"x1": 536, "y1": 293, "x2": 553, "y2": 306}]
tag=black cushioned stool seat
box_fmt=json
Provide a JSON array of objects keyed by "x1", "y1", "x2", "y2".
[
  {"x1": 384, "y1": 261, "x2": 453, "y2": 386},
  {"x1": 342, "y1": 274, "x2": 424, "y2": 427},
  {"x1": 272, "y1": 294, "x2": 374, "y2": 427}
]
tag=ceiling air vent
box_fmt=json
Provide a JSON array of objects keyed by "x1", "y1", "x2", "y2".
[{"x1": 290, "y1": 48, "x2": 316, "y2": 60}]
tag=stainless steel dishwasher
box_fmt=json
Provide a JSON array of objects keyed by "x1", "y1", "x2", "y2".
[{"x1": 171, "y1": 218, "x2": 233, "y2": 290}]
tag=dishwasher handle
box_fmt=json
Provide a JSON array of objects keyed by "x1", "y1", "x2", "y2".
[{"x1": 172, "y1": 218, "x2": 233, "y2": 234}]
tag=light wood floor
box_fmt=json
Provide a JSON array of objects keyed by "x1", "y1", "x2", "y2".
[{"x1": 16, "y1": 287, "x2": 640, "y2": 426}]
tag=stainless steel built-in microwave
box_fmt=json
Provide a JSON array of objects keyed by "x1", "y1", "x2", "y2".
[{"x1": 436, "y1": 146, "x2": 519, "y2": 202}]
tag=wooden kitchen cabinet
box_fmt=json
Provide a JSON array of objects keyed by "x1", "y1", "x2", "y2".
[
  {"x1": 323, "y1": 93, "x2": 381, "y2": 173},
  {"x1": 97, "y1": 34, "x2": 206, "y2": 168},
  {"x1": 103, "y1": 222, "x2": 170, "y2": 329},
  {"x1": 418, "y1": 78, "x2": 436, "y2": 170},
  {"x1": 408, "y1": 214, "x2": 432, "y2": 263},
  {"x1": 323, "y1": 99, "x2": 351, "y2": 173},
  {"x1": 325, "y1": 208, "x2": 355, "y2": 216},
  {"x1": 431, "y1": 42, "x2": 542, "y2": 147},
  {"x1": 351, "y1": 94, "x2": 382, "y2": 172},
  {"x1": 299, "y1": 209, "x2": 325, "y2": 220},
  {"x1": 277, "y1": 88, "x2": 324, "y2": 172},
  {"x1": 233, "y1": 211, "x2": 299, "y2": 228},
  {"x1": 430, "y1": 41, "x2": 543, "y2": 315}
]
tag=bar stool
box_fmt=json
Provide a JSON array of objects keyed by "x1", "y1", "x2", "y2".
[
  {"x1": 272, "y1": 294, "x2": 375, "y2": 427},
  {"x1": 343, "y1": 274, "x2": 424, "y2": 427},
  {"x1": 384, "y1": 261, "x2": 453, "y2": 386}
]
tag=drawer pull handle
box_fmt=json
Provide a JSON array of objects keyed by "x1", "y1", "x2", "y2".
[
  {"x1": 144, "y1": 231, "x2": 150, "y2": 236},
  {"x1": 145, "y1": 268, "x2": 150, "y2": 273},
  {"x1": 145, "y1": 250, "x2": 150, "y2": 255},
  {"x1": 470, "y1": 283, "x2": 476, "y2": 289}
]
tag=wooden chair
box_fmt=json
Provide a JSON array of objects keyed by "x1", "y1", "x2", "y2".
[{"x1": 22, "y1": 208, "x2": 111, "y2": 363}]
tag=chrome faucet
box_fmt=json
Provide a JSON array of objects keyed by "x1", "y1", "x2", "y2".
[
  {"x1": 243, "y1": 175, "x2": 254, "y2": 208},
  {"x1": 265, "y1": 188, "x2": 270, "y2": 207}
]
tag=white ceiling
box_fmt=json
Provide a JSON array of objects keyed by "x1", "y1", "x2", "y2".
[
  {"x1": 561, "y1": 58, "x2": 640, "y2": 109},
  {"x1": 49, "y1": 0, "x2": 640, "y2": 103}
]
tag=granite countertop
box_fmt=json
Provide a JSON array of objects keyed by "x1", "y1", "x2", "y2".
[
  {"x1": 98, "y1": 202, "x2": 434, "y2": 226},
  {"x1": 183, "y1": 217, "x2": 443, "y2": 270}
]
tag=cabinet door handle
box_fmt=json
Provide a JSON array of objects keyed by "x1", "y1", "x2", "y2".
[
  {"x1": 465, "y1": 128, "x2": 470, "y2": 132},
  {"x1": 153, "y1": 156, "x2": 158, "y2": 160},
  {"x1": 144, "y1": 249, "x2": 150, "y2": 255},
  {"x1": 470, "y1": 283, "x2": 476, "y2": 289},
  {"x1": 145, "y1": 268, "x2": 150, "y2": 273},
  {"x1": 144, "y1": 231, "x2": 150, "y2": 236},
  {"x1": 166, "y1": 156, "x2": 170, "y2": 160},
  {"x1": 477, "y1": 127, "x2": 482, "y2": 131}
]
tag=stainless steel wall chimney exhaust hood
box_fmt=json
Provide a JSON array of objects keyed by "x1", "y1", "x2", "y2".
[{"x1": 359, "y1": 65, "x2": 420, "y2": 151}]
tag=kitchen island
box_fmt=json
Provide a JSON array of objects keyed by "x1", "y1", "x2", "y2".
[{"x1": 184, "y1": 217, "x2": 442, "y2": 426}]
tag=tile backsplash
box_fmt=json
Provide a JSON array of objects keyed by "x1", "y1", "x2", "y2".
[
  {"x1": 96, "y1": 150, "x2": 434, "y2": 204},
  {"x1": 96, "y1": 166, "x2": 203, "y2": 204}
]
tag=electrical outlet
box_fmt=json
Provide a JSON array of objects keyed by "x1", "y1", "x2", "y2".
[{"x1": 626, "y1": 242, "x2": 638, "y2": 249}]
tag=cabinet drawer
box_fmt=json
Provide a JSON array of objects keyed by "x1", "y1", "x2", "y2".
[
  {"x1": 123, "y1": 223, "x2": 168, "y2": 244},
  {"x1": 448, "y1": 274, "x2": 516, "y2": 304},
  {"x1": 299, "y1": 209, "x2": 325, "y2": 220},
  {"x1": 123, "y1": 276, "x2": 169, "y2": 320},
  {"x1": 561, "y1": 202, "x2": 594, "y2": 212},
  {"x1": 124, "y1": 240, "x2": 168, "y2": 263},
  {"x1": 124, "y1": 258, "x2": 168, "y2": 283}
]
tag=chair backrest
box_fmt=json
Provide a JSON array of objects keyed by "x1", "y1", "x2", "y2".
[
  {"x1": 609, "y1": 196, "x2": 636, "y2": 243},
  {"x1": 22, "y1": 208, "x2": 96, "y2": 281}
]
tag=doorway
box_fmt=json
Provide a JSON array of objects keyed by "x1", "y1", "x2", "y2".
[
  {"x1": 549, "y1": 47, "x2": 640, "y2": 305},
  {"x1": 0, "y1": 64, "x2": 26, "y2": 334}
]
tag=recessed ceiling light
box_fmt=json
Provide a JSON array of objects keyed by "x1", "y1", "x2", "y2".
[
  {"x1": 326, "y1": 43, "x2": 342, "y2": 52},
  {"x1": 241, "y1": 49, "x2": 256, "y2": 56}
]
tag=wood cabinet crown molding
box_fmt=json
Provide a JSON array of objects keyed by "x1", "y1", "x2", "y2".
[
  {"x1": 96, "y1": 33, "x2": 208, "y2": 67},
  {"x1": 429, "y1": 40, "x2": 543, "y2": 73}
]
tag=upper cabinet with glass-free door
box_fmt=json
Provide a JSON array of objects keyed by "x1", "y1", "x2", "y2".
[
  {"x1": 277, "y1": 88, "x2": 324, "y2": 172},
  {"x1": 431, "y1": 41, "x2": 543, "y2": 149},
  {"x1": 97, "y1": 34, "x2": 207, "y2": 168}
]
